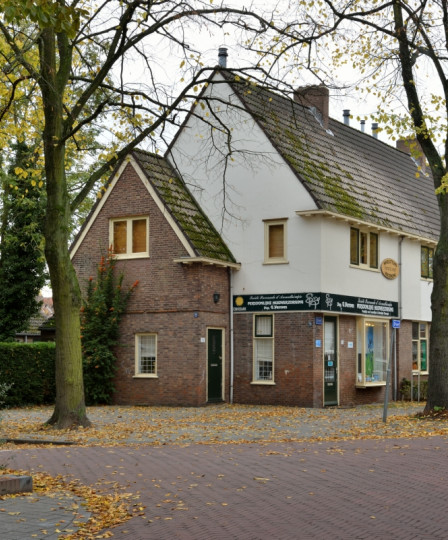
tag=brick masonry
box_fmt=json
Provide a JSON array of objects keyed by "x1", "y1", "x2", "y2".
[
  {"x1": 72, "y1": 160, "x2": 423, "y2": 408},
  {"x1": 233, "y1": 311, "x2": 387, "y2": 407},
  {"x1": 73, "y1": 162, "x2": 230, "y2": 406}
]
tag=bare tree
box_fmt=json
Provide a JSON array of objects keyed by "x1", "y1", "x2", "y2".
[{"x1": 0, "y1": 0, "x2": 329, "y2": 427}]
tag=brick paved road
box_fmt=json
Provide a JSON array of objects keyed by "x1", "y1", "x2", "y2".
[{"x1": 3, "y1": 436, "x2": 448, "y2": 539}]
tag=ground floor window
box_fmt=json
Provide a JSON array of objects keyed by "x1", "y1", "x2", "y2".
[
  {"x1": 412, "y1": 322, "x2": 428, "y2": 373},
  {"x1": 253, "y1": 314, "x2": 274, "y2": 383},
  {"x1": 135, "y1": 333, "x2": 157, "y2": 377},
  {"x1": 356, "y1": 318, "x2": 388, "y2": 386}
]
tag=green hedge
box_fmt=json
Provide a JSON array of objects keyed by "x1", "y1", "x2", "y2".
[{"x1": 0, "y1": 342, "x2": 56, "y2": 407}]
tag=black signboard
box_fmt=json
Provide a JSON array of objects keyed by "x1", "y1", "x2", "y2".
[{"x1": 233, "y1": 292, "x2": 398, "y2": 317}]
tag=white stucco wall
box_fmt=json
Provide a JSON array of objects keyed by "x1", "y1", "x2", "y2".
[{"x1": 169, "y1": 74, "x2": 432, "y2": 322}]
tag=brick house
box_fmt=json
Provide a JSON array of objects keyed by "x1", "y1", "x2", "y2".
[
  {"x1": 71, "y1": 152, "x2": 239, "y2": 405},
  {"x1": 72, "y1": 68, "x2": 438, "y2": 407}
]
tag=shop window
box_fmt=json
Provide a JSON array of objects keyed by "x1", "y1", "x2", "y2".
[
  {"x1": 252, "y1": 315, "x2": 274, "y2": 383},
  {"x1": 421, "y1": 246, "x2": 434, "y2": 279},
  {"x1": 135, "y1": 333, "x2": 157, "y2": 377},
  {"x1": 110, "y1": 216, "x2": 149, "y2": 259},
  {"x1": 264, "y1": 219, "x2": 287, "y2": 264},
  {"x1": 412, "y1": 322, "x2": 428, "y2": 373},
  {"x1": 356, "y1": 319, "x2": 388, "y2": 386},
  {"x1": 350, "y1": 227, "x2": 378, "y2": 269}
]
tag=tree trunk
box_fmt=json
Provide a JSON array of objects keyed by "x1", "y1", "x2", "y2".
[
  {"x1": 425, "y1": 205, "x2": 448, "y2": 412},
  {"x1": 392, "y1": 2, "x2": 448, "y2": 413},
  {"x1": 39, "y1": 27, "x2": 90, "y2": 428}
]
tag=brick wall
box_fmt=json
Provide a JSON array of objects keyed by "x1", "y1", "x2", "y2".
[
  {"x1": 233, "y1": 311, "x2": 387, "y2": 407},
  {"x1": 72, "y1": 162, "x2": 230, "y2": 406}
]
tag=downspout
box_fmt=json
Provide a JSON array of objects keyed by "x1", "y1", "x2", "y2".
[
  {"x1": 396, "y1": 236, "x2": 404, "y2": 401},
  {"x1": 229, "y1": 267, "x2": 234, "y2": 403}
]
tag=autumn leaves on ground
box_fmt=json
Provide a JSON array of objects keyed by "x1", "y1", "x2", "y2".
[
  {"x1": 1, "y1": 402, "x2": 446, "y2": 447},
  {"x1": 1, "y1": 402, "x2": 447, "y2": 539}
]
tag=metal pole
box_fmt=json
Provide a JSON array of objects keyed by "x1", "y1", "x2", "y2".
[{"x1": 383, "y1": 327, "x2": 395, "y2": 423}]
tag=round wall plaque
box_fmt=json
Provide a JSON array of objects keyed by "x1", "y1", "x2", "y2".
[{"x1": 381, "y1": 258, "x2": 399, "y2": 280}]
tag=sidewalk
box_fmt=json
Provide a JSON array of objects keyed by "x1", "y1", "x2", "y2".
[{"x1": 0, "y1": 402, "x2": 430, "y2": 446}]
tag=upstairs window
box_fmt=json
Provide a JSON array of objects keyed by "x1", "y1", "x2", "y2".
[
  {"x1": 421, "y1": 246, "x2": 434, "y2": 279},
  {"x1": 350, "y1": 227, "x2": 378, "y2": 269},
  {"x1": 264, "y1": 219, "x2": 287, "y2": 264},
  {"x1": 110, "y1": 217, "x2": 149, "y2": 258}
]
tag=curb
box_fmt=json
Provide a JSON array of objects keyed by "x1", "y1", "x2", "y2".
[{"x1": 0, "y1": 474, "x2": 32, "y2": 495}]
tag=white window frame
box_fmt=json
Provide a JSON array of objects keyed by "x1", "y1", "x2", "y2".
[
  {"x1": 420, "y1": 246, "x2": 434, "y2": 280},
  {"x1": 264, "y1": 219, "x2": 288, "y2": 264},
  {"x1": 134, "y1": 333, "x2": 158, "y2": 378},
  {"x1": 110, "y1": 216, "x2": 149, "y2": 259},
  {"x1": 350, "y1": 227, "x2": 379, "y2": 270},
  {"x1": 412, "y1": 322, "x2": 429, "y2": 374},
  {"x1": 356, "y1": 318, "x2": 388, "y2": 387},
  {"x1": 252, "y1": 314, "x2": 275, "y2": 384}
]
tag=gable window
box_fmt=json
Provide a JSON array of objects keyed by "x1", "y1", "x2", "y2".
[
  {"x1": 110, "y1": 217, "x2": 149, "y2": 258},
  {"x1": 421, "y1": 246, "x2": 434, "y2": 279},
  {"x1": 356, "y1": 318, "x2": 388, "y2": 387},
  {"x1": 135, "y1": 333, "x2": 157, "y2": 377},
  {"x1": 350, "y1": 227, "x2": 378, "y2": 269},
  {"x1": 264, "y1": 219, "x2": 287, "y2": 264},
  {"x1": 252, "y1": 315, "x2": 274, "y2": 383},
  {"x1": 412, "y1": 322, "x2": 428, "y2": 373}
]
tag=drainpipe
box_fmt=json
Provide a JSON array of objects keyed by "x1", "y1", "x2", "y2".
[
  {"x1": 229, "y1": 267, "x2": 234, "y2": 403},
  {"x1": 395, "y1": 236, "x2": 404, "y2": 401}
]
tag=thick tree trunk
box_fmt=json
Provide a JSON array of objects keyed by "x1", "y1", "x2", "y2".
[
  {"x1": 425, "y1": 208, "x2": 448, "y2": 412},
  {"x1": 44, "y1": 141, "x2": 90, "y2": 428},
  {"x1": 39, "y1": 27, "x2": 90, "y2": 428}
]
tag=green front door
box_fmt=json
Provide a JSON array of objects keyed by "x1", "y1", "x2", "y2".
[
  {"x1": 207, "y1": 329, "x2": 223, "y2": 402},
  {"x1": 324, "y1": 317, "x2": 338, "y2": 406}
]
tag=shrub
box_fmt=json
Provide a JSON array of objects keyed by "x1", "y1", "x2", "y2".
[
  {"x1": 400, "y1": 377, "x2": 428, "y2": 401},
  {"x1": 81, "y1": 252, "x2": 137, "y2": 405},
  {"x1": 0, "y1": 342, "x2": 55, "y2": 407}
]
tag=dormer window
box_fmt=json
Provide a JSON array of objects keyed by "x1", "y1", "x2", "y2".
[
  {"x1": 350, "y1": 227, "x2": 378, "y2": 269},
  {"x1": 110, "y1": 216, "x2": 149, "y2": 259}
]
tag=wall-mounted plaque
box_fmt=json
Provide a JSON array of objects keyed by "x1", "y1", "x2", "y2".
[{"x1": 381, "y1": 258, "x2": 399, "y2": 280}]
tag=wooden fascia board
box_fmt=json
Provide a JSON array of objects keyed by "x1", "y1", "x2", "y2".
[
  {"x1": 296, "y1": 209, "x2": 438, "y2": 246},
  {"x1": 70, "y1": 157, "x2": 131, "y2": 259},
  {"x1": 70, "y1": 156, "x2": 197, "y2": 260},
  {"x1": 130, "y1": 157, "x2": 197, "y2": 257},
  {"x1": 173, "y1": 256, "x2": 241, "y2": 269}
]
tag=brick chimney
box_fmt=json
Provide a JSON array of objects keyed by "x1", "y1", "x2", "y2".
[
  {"x1": 396, "y1": 138, "x2": 426, "y2": 174},
  {"x1": 294, "y1": 85, "x2": 329, "y2": 129}
]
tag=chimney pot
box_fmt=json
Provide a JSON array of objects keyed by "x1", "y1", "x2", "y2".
[
  {"x1": 372, "y1": 122, "x2": 379, "y2": 138},
  {"x1": 360, "y1": 120, "x2": 365, "y2": 133},
  {"x1": 218, "y1": 47, "x2": 228, "y2": 68},
  {"x1": 343, "y1": 109, "x2": 350, "y2": 126},
  {"x1": 397, "y1": 138, "x2": 426, "y2": 173},
  {"x1": 294, "y1": 85, "x2": 329, "y2": 130}
]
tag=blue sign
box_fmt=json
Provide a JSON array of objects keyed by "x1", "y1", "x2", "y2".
[
  {"x1": 392, "y1": 319, "x2": 401, "y2": 328},
  {"x1": 315, "y1": 316, "x2": 323, "y2": 325}
]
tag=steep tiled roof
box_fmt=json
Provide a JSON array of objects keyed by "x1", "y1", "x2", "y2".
[
  {"x1": 226, "y1": 75, "x2": 439, "y2": 241},
  {"x1": 132, "y1": 150, "x2": 236, "y2": 263}
]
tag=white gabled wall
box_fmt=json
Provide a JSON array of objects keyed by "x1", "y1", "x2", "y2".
[
  {"x1": 169, "y1": 73, "x2": 321, "y2": 295},
  {"x1": 169, "y1": 73, "x2": 432, "y2": 322}
]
